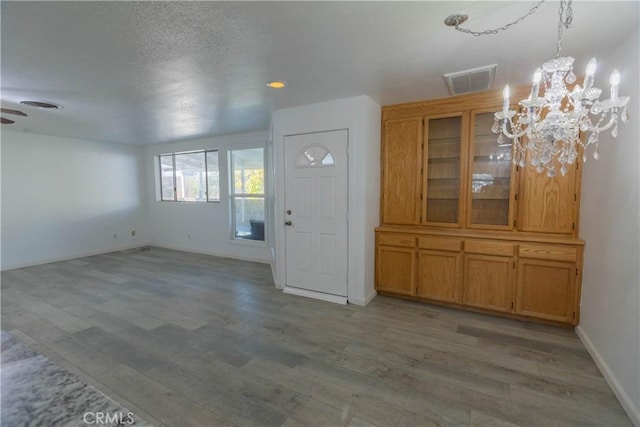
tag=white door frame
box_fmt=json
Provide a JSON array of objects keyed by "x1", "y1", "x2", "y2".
[
  {"x1": 274, "y1": 125, "x2": 357, "y2": 304},
  {"x1": 283, "y1": 129, "x2": 349, "y2": 304}
]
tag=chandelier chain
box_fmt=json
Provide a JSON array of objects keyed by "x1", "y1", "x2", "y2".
[
  {"x1": 453, "y1": 1, "x2": 546, "y2": 36},
  {"x1": 556, "y1": 0, "x2": 574, "y2": 57}
]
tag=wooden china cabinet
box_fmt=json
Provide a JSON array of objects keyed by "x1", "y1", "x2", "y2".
[{"x1": 376, "y1": 88, "x2": 584, "y2": 326}]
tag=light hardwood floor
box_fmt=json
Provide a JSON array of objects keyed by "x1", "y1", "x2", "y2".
[{"x1": 0, "y1": 247, "x2": 631, "y2": 426}]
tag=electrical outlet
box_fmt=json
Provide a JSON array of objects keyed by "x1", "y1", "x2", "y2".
[{"x1": 131, "y1": 230, "x2": 136, "y2": 236}]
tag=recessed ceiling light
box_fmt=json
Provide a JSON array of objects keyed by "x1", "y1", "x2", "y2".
[{"x1": 266, "y1": 81, "x2": 286, "y2": 89}]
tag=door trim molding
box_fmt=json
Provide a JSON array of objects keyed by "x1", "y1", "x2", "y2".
[{"x1": 281, "y1": 128, "x2": 350, "y2": 302}]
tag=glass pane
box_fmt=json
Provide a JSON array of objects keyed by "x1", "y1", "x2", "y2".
[
  {"x1": 232, "y1": 148, "x2": 264, "y2": 194},
  {"x1": 426, "y1": 116, "x2": 461, "y2": 223},
  {"x1": 234, "y1": 197, "x2": 265, "y2": 241},
  {"x1": 175, "y1": 152, "x2": 206, "y2": 202},
  {"x1": 322, "y1": 152, "x2": 334, "y2": 165},
  {"x1": 296, "y1": 145, "x2": 335, "y2": 167},
  {"x1": 470, "y1": 112, "x2": 512, "y2": 225},
  {"x1": 160, "y1": 155, "x2": 175, "y2": 201},
  {"x1": 206, "y1": 151, "x2": 220, "y2": 202}
]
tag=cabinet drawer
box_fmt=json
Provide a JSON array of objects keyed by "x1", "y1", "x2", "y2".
[
  {"x1": 518, "y1": 244, "x2": 578, "y2": 262},
  {"x1": 418, "y1": 237, "x2": 462, "y2": 252},
  {"x1": 465, "y1": 240, "x2": 515, "y2": 257},
  {"x1": 378, "y1": 233, "x2": 416, "y2": 248}
]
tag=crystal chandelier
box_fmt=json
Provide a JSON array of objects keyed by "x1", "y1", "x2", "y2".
[{"x1": 447, "y1": 1, "x2": 631, "y2": 177}]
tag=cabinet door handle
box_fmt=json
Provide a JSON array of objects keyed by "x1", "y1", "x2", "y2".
[{"x1": 285, "y1": 221, "x2": 293, "y2": 226}]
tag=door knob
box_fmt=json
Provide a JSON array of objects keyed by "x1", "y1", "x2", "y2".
[{"x1": 285, "y1": 221, "x2": 292, "y2": 226}]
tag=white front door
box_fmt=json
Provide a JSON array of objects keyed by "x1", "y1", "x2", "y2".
[{"x1": 284, "y1": 129, "x2": 348, "y2": 298}]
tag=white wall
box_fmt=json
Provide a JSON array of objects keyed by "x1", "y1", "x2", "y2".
[
  {"x1": 577, "y1": 27, "x2": 640, "y2": 426},
  {"x1": 272, "y1": 95, "x2": 381, "y2": 305},
  {"x1": 1, "y1": 131, "x2": 148, "y2": 270},
  {"x1": 143, "y1": 131, "x2": 271, "y2": 263}
]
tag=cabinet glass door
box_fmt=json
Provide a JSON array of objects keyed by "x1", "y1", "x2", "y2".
[
  {"x1": 424, "y1": 114, "x2": 465, "y2": 226},
  {"x1": 468, "y1": 111, "x2": 515, "y2": 228}
]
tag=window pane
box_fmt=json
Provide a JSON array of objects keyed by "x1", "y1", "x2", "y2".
[
  {"x1": 206, "y1": 151, "x2": 220, "y2": 201},
  {"x1": 234, "y1": 197, "x2": 265, "y2": 241},
  {"x1": 160, "y1": 155, "x2": 175, "y2": 200},
  {"x1": 232, "y1": 148, "x2": 264, "y2": 194},
  {"x1": 175, "y1": 152, "x2": 206, "y2": 202}
]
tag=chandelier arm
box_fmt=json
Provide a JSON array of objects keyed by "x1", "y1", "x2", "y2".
[
  {"x1": 590, "y1": 114, "x2": 618, "y2": 133},
  {"x1": 501, "y1": 120, "x2": 528, "y2": 140}
]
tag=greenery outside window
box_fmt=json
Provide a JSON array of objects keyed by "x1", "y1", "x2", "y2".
[
  {"x1": 159, "y1": 150, "x2": 219, "y2": 202},
  {"x1": 229, "y1": 147, "x2": 265, "y2": 241}
]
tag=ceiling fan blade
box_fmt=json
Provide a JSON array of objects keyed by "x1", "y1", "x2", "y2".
[
  {"x1": 1, "y1": 108, "x2": 27, "y2": 117},
  {"x1": 1, "y1": 117, "x2": 16, "y2": 124}
]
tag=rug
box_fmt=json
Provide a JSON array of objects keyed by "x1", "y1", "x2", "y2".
[{"x1": 1, "y1": 330, "x2": 150, "y2": 427}]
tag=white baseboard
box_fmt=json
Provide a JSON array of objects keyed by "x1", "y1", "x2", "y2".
[
  {"x1": 349, "y1": 290, "x2": 377, "y2": 306},
  {"x1": 283, "y1": 286, "x2": 347, "y2": 305},
  {"x1": 0, "y1": 243, "x2": 149, "y2": 271},
  {"x1": 576, "y1": 325, "x2": 640, "y2": 427}
]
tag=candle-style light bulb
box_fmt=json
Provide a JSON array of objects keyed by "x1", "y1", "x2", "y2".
[
  {"x1": 531, "y1": 69, "x2": 542, "y2": 101},
  {"x1": 532, "y1": 68, "x2": 542, "y2": 84},
  {"x1": 502, "y1": 85, "x2": 510, "y2": 114},
  {"x1": 586, "y1": 58, "x2": 597, "y2": 76},
  {"x1": 610, "y1": 69, "x2": 621, "y2": 86},
  {"x1": 583, "y1": 58, "x2": 597, "y2": 90},
  {"x1": 610, "y1": 69, "x2": 620, "y2": 100}
]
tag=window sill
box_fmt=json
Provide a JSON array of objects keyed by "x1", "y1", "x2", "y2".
[{"x1": 155, "y1": 200, "x2": 221, "y2": 204}]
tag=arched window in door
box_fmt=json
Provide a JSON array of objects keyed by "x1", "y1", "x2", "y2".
[{"x1": 295, "y1": 145, "x2": 335, "y2": 167}]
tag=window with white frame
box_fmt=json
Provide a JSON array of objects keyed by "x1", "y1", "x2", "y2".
[
  {"x1": 229, "y1": 147, "x2": 265, "y2": 242},
  {"x1": 159, "y1": 150, "x2": 219, "y2": 202}
]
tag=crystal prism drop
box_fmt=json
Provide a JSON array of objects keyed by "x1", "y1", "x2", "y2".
[
  {"x1": 519, "y1": 159, "x2": 526, "y2": 167},
  {"x1": 547, "y1": 168, "x2": 556, "y2": 178},
  {"x1": 560, "y1": 165, "x2": 568, "y2": 176},
  {"x1": 621, "y1": 107, "x2": 629, "y2": 123},
  {"x1": 583, "y1": 154, "x2": 587, "y2": 163},
  {"x1": 593, "y1": 150, "x2": 600, "y2": 160},
  {"x1": 491, "y1": 120, "x2": 500, "y2": 133},
  {"x1": 497, "y1": 133, "x2": 505, "y2": 145},
  {"x1": 612, "y1": 125, "x2": 618, "y2": 138},
  {"x1": 536, "y1": 165, "x2": 544, "y2": 173},
  {"x1": 566, "y1": 71, "x2": 577, "y2": 84}
]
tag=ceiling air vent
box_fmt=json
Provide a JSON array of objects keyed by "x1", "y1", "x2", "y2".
[
  {"x1": 19, "y1": 100, "x2": 61, "y2": 109},
  {"x1": 443, "y1": 64, "x2": 497, "y2": 95}
]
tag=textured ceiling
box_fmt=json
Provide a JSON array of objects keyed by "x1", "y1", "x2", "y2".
[{"x1": 1, "y1": 1, "x2": 638, "y2": 145}]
